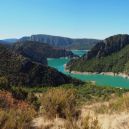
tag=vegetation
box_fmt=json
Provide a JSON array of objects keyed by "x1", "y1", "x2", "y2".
[
  {"x1": 0, "y1": 90, "x2": 36, "y2": 129},
  {"x1": 0, "y1": 108, "x2": 36, "y2": 129},
  {"x1": 1, "y1": 34, "x2": 129, "y2": 129},
  {"x1": 39, "y1": 86, "x2": 102, "y2": 129},
  {"x1": 0, "y1": 44, "x2": 81, "y2": 87},
  {"x1": 0, "y1": 76, "x2": 9, "y2": 90},
  {"x1": 0, "y1": 81, "x2": 129, "y2": 129},
  {"x1": 67, "y1": 34, "x2": 129, "y2": 74},
  {"x1": 68, "y1": 44, "x2": 129, "y2": 73},
  {"x1": 41, "y1": 87, "x2": 78, "y2": 120},
  {"x1": 63, "y1": 115, "x2": 101, "y2": 129},
  {"x1": 37, "y1": 82, "x2": 129, "y2": 121},
  {"x1": 11, "y1": 41, "x2": 76, "y2": 60},
  {"x1": 11, "y1": 87, "x2": 29, "y2": 100},
  {"x1": 94, "y1": 93, "x2": 129, "y2": 114}
]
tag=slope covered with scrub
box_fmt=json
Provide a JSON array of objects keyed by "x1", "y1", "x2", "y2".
[
  {"x1": 67, "y1": 34, "x2": 129, "y2": 74},
  {"x1": 0, "y1": 44, "x2": 80, "y2": 87}
]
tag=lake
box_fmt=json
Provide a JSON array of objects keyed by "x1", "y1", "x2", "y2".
[{"x1": 48, "y1": 50, "x2": 129, "y2": 88}]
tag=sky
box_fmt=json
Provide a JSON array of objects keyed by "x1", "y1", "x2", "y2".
[{"x1": 0, "y1": 0, "x2": 129, "y2": 39}]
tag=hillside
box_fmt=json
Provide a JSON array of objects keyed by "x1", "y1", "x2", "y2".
[
  {"x1": 3, "y1": 38, "x2": 18, "y2": 43},
  {"x1": 19, "y1": 34, "x2": 99, "y2": 49},
  {"x1": 0, "y1": 40, "x2": 8, "y2": 44},
  {"x1": 10, "y1": 41, "x2": 76, "y2": 63},
  {"x1": 0, "y1": 44, "x2": 80, "y2": 87},
  {"x1": 67, "y1": 34, "x2": 129, "y2": 74}
]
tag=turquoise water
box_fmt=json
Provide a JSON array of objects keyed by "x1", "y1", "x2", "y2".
[
  {"x1": 71, "y1": 50, "x2": 89, "y2": 57},
  {"x1": 48, "y1": 50, "x2": 129, "y2": 88}
]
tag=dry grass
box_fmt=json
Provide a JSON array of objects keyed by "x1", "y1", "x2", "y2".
[
  {"x1": 33, "y1": 87, "x2": 101, "y2": 129},
  {"x1": 0, "y1": 90, "x2": 37, "y2": 129},
  {"x1": 34, "y1": 88, "x2": 129, "y2": 129},
  {"x1": 40, "y1": 87, "x2": 78, "y2": 120},
  {"x1": 94, "y1": 93, "x2": 129, "y2": 114},
  {"x1": 33, "y1": 114, "x2": 101, "y2": 129},
  {"x1": 0, "y1": 108, "x2": 36, "y2": 129}
]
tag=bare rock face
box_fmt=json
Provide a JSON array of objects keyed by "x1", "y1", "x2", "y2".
[{"x1": 19, "y1": 34, "x2": 99, "y2": 49}]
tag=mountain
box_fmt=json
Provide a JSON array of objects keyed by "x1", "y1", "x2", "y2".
[
  {"x1": 19, "y1": 34, "x2": 100, "y2": 50},
  {"x1": 0, "y1": 44, "x2": 81, "y2": 87},
  {"x1": 10, "y1": 41, "x2": 77, "y2": 65},
  {"x1": 67, "y1": 34, "x2": 129, "y2": 74},
  {"x1": 0, "y1": 40, "x2": 8, "y2": 44},
  {"x1": 3, "y1": 38, "x2": 18, "y2": 43}
]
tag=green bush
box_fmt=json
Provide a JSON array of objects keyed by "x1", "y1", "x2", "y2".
[
  {"x1": 27, "y1": 92, "x2": 41, "y2": 111},
  {"x1": 0, "y1": 76, "x2": 9, "y2": 90},
  {"x1": 11, "y1": 87, "x2": 28, "y2": 100}
]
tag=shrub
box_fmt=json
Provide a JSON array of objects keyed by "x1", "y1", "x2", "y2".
[
  {"x1": 0, "y1": 91, "x2": 13, "y2": 109},
  {"x1": 64, "y1": 115, "x2": 101, "y2": 129},
  {"x1": 0, "y1": 76, "x2": 9, "y2": 90},
  {"x1": 27, "y1": 92, "x2": 41, "y2": 111},
  {"x1": 81, "y1": 115, "x2": 101, "y2": 129},
  {"x1": 41, "y1": 87, "x2": 77, "y2": 120},
  {"x1": 0, "y1": 108, "x2": 36, "y2": 129},
  {"x1": 11, "y1": 87, "x2": 28, "y2": 100}
]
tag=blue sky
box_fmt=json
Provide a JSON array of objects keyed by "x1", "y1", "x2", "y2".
[{"x1": 0, "y1": 0, "x2": 129, "y2": 39}]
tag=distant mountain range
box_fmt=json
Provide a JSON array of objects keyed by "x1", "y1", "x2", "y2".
[
  {"x1": 0, "y1": 40, "x2": 8, "y2": 44},
  {"x1": 0, "y1": 39, "x2": 18, "y2": 44},
  {"x1": 0, "y1": 34, "x2": 99, "y2": 50},
  {"x1": 3, "y1": 38, "x2": 18, "y2": 43},
  {"x1": 67, "y1": 34, "x2": 129, "y2": 74},
  {"x1": 19, "y1": 34, "x2": 100, "y2": 50}
]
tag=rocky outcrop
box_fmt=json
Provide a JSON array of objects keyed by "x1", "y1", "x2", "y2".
[{"x1": 85, "y1": 34, "x2": 129, "y2": 60}]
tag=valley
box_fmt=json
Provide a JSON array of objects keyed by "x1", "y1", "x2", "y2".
[
  {"x1": 1, "y1": 0, "x2": 129, "y2": 128},
  {"x1": 48, "y1": 49, "x2": 129, "y2": 88},
  {"x1": 1, "y1": 35, "x2": 129, "y2": 129}
]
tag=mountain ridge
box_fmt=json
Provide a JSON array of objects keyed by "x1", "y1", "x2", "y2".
[{"x1": 19, "y1": 34, "x2": 100, "y2": 50}]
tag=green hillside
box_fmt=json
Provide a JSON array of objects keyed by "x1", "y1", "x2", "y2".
[{"x1": 67, "y1": 34, "x2": 129, "y2": 74}]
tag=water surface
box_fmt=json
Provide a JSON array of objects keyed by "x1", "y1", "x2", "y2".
[{"x1": 48, "y1": 50, "x2": 129, "y2": 88}]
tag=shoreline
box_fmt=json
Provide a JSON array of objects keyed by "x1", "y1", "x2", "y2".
[
  {"x1": 64, "y1": 65, "x2": 129, "y2": 79},
  {"x1": 70, "y1": 71, "x2": 129, "y2": 79}
]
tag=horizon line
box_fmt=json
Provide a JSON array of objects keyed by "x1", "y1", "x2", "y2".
[{"x1": 0, "y1": 33, "x2": 128, "y2": 40}]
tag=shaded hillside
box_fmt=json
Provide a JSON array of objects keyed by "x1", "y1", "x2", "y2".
[
  {"x1": 19, "y1": 34, "x2": 99, "y2": 49},
  {"x1": 67, "y1": 34, "x2": 129, "y2": 73},
  {"x1": 11, "y1": 41, "x2": 76, "y2": 62},
  {"x1": 0, "y1": 44, "x2": 81, "y2": 87}
]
